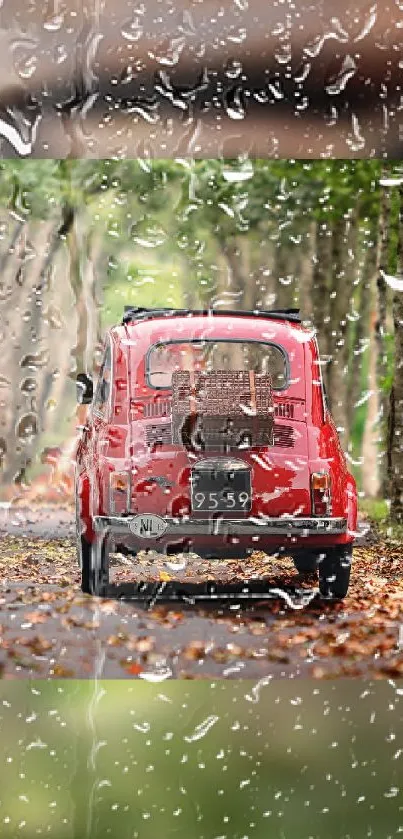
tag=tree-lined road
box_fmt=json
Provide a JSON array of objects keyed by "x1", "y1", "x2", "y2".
[
  {"x1": 1, "y1": 160, "x2": 403, "y2": 521},
  {"x1": 0, "y1": 505, "x2": 402, "y2": 680}
]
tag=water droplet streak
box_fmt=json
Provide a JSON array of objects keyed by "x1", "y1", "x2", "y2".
[
  {"x1": 0, "y1": 113, "x2": 41, "y2": 157},
  {"x1": 184, "y1": 715, "x2": 219, "y2": 743}
]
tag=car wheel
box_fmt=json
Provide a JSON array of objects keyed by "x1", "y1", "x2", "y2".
[
  {"x1": 75, "y1": 477, "x2": 83, "y2": 568},
  {"x1": 79, "y1": 536, "x2": 91, "y2": 593},
  {"x1": 292, "y1": 551, "x2": 319, "y2": 574},
  {"x1": 318, "y1": 545, "x2": 352, "y2": 600},
  {"x1": 79, "y1": 534, "x2": 110, "y2": 597}
]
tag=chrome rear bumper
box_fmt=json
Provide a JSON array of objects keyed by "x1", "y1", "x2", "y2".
[{"x1": 94, "y1": 515, "x2": 347, "y2": 539}]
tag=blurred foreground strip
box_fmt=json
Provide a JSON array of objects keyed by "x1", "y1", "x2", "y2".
[{"x1": 0, "y1": 0, "x2": 400, "y2": 156}]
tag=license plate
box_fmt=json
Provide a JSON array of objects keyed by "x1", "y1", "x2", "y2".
[
  {"x1": 191, "y1": 469, "x2": 252, "y2": 513},
  {"x1": 129, "y1": 514, "x2": 168, "y2": 539}
]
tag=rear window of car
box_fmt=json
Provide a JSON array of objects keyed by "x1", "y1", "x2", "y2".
[{"x1": 146, "y1": 340, "x2": 289, "y2": 390}]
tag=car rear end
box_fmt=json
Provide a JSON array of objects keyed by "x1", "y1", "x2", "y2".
[{"x1": 97, "y1": 310, "x2": 354, "y2": 560}]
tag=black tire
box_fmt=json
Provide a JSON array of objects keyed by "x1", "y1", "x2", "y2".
[
  {"x1": 79, "y1": 534, "x2": 110, "y2": 597},
  {"x1": 318, "y1": 544, "x2": 352, "y2": 600},
  {"x1": 79, "y1": 536, "x2": 91, "y2": 594},
  {"x1": 292, "y1": 551, "x2": 319, "y2": 574}
]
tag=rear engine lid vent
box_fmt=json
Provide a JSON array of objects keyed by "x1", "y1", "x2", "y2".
[
  {"x1": 143, "y1": 421, "x2": 295, "y2": 449},
  {"x1": 273, "y1": 423, "x2": 295, "y2": 448},
  {"x1": 142, "y1": 398, "x2": 172, "y2": 418},
  {"x1": 145, "y1": 423, "x2": 173, "y2": 446}
]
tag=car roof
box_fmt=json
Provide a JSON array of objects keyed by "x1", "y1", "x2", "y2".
[
  {"x1": 121, "y1": 307, "x2": 302, "y2": 325},
  {"x1": 111, "y1": 309, "x2": 314, "y2": 350},
  {"x1": 112, "y1": 308, "x2": 312, "y2": 341}
]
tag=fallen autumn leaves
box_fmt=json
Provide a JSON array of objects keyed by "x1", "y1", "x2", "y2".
[{"x1": 0, "y1": 518, "x2": 402, "y2": 680}]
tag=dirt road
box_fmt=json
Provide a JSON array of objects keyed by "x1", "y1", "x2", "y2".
[{"x1": 0, "y1": 504, "x2": 402, "y2": 680}]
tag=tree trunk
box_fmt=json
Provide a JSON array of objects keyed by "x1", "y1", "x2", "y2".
[
  {"x1": 272, "y1": 240, "x2": 293, "y2": 311},
  {"x1": 0, "y1": 218, "x2": 26, "y2": 279},
  {"x1": 214, "y1": 234, "x2": 248, "y2": 309},
  {"x1": 67, "y1": 211, "x2": 87, "y2": 375},
  {"x1": 297, "y1": 220, "x2": 316, "y2": 321},
  {"x1": 0, "y1": 219, "x2": 59, "y2": 488},
  {"x1": 375, "y1": 176, "x2": 390, "y2": 466},
  {"x1": 389, "y1": 184, "x2": 403, "y2": 522},
  {"x1": 346, "y1": 227, "x2": 375, "y2": 432},
  {"x1": 326, "y1": 215, "x2": 351, "y2": 446},
  {"x1": 362, "y1": 308, "x2": 381, "y2": 497},
  {"x1": 240, "y1": 237, "x2": 254, "y2": 310},
  {"x1": 312, "y1": 222, "x2": 332, "y2": 390}
]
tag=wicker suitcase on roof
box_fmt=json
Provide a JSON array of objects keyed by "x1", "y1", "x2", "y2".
[{"x1": 171, "y1": 370, "x2": 274, "y2": 449}]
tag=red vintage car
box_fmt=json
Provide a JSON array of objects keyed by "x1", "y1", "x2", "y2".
[{"x1": 75, "y1": 308, "x2": 357, "y2": 599}]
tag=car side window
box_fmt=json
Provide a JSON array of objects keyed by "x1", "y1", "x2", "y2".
[{"x1": 93, "y1": 343, "x2": 112, "y2": 418}]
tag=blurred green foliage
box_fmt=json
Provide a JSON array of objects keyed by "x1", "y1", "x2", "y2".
[{"x1": 0, "y1": 680, "x2": 401, "y2": 839}]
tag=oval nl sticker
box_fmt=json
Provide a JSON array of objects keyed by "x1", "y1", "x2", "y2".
[{"x1": 129, "y1": 514, "x2": 168, "y2": 539}]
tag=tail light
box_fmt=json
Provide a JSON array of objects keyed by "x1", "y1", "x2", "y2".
[
  {"x1": 110, "y1": 471, "x2": 131, "y2": 514},
  {"x1": 311, "y1": 472, "x2": 331, "y2": 516}
]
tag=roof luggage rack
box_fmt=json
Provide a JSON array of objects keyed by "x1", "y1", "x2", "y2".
[{"x1": 122, "y1": 306, "x2": 302, "y2": 325}]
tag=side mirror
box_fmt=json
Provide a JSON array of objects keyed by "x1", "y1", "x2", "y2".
[{"x1": 76, "y1": 373, "x2": 93, "y2": 405}]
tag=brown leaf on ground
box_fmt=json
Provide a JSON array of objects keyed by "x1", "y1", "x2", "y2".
[
  {"x1": 125, "y1": 663, "x2": 144, "y2": 676},
  {"x1": 25, "y1": 611, "x2": 48, "y2": 625}
]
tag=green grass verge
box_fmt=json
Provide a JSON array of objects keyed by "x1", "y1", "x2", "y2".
[
  {"x1": 359, "y1": 496, "x2": 403, "y2": 542},
  {"x1": 359, "y1": 497, "x2": 389, "y2": 523}
]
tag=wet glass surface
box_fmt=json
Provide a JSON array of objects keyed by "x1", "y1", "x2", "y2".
[
  {"x1": 0, "y1": 680, "x2": 402, "y2": 838},
  {"x1": 0, "y1": 1, "x2": 400, "y2": 157},
  {"x1": 0, "y1": 121, "x2": 401, "y2": 836}
]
